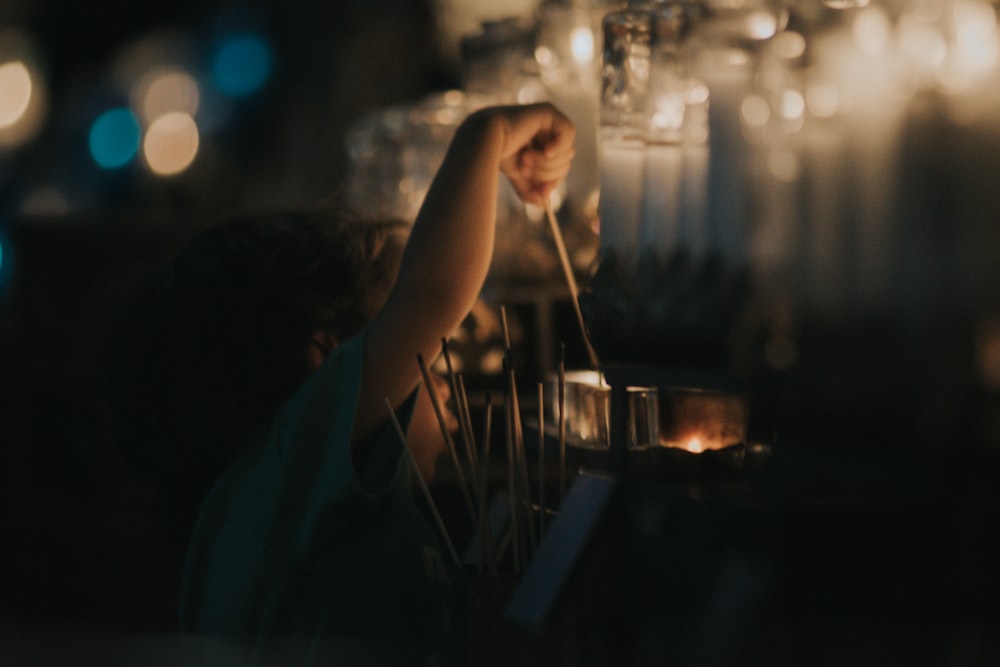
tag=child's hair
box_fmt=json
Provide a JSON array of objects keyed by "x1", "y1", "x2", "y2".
[{"x1": 106, "y1": 207, "x2": 406, "y2": 541}]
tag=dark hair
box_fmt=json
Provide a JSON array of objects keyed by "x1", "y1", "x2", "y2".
[{"x1": 106, "y1": 208, "x2": 405, "y2": 541}]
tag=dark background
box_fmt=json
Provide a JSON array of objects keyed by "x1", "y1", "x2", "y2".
[
  {"x1": 3, "y1": 2, "x2": 1000, "y2": 664},
  {"x1": 0, "y1": 0, "x2": 464, "y2": 652}
]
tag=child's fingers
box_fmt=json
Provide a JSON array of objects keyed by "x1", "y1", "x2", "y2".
[
  {"x1": 522, "y1": 147, "x2": 574, "y2": 174},
  {"x1": 499, "y1": 103, "x2": 576, "y2": 161},
  {"x1": 520, "y1": 163, "x2": 571, "y2": 187},
  {"x1": 495, "y1": 102, "x2": 576, "y2": 205}
]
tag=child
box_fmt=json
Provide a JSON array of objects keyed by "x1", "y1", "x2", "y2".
[{"x1": 117, "y1": 103, "x2": 574, "y2": 664}]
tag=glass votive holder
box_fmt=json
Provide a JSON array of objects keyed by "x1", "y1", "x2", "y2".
[
  {"x1": 547, "y1": 370, "x2": 610, "y2": 450},
  {"x1": 627, "y1": 385, "x2": 659, "y2": 450}
]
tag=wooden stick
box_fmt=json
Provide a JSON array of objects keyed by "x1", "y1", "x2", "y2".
[
  {"x1": 441, "y1": 339, "x2": 480, "y2": 494},
  {"x1": 558, "y1": 344, "x2": 567, "y2": 502},
  {"x1": 513, "y1": 381, "x2": 537, "y2": 557},
  {"x1": 499, "y1": 306, "x2": 536, "y2": 559},
  {"x1": 537, "y1": 381, "x2": 546, "y2": 539},
  {"x1": 456, "y1": 373, "x2": 481, "y2": 484},
  {"x1": 503, "y1": 357, "x2": 521, "y2": 575},
  {"x1": 478, "y1": 394, "x2": 498, "y2": 575},
  {"x1": 544, "y1": 199, "x2": 600, "y2": 369},
  {"x1": 498, "y1": 306, "x2": 512, "y2": 351},
  {"x1": 417, "y1": 353, "x2": 477, "y2": 525},
  {"x1": 385, "y1": 399, "x2": 461, "y2": 568}
]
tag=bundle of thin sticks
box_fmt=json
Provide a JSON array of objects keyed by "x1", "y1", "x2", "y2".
[{"x1": 385, "y1": 309, "x2": 571, "y2": 575}]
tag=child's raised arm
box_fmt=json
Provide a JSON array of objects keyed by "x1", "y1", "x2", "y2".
[{"x1": 354, "y1": 103, "x2": 575, "y2": 446}]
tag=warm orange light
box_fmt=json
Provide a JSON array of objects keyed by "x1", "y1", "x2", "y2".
[
  {"x1": 853, "y1": 6, "x2": 892, "y2": 56},
  {"x1": 142, "y1": 111, "x2": 199, "y2": 176},
  {"x1": 0, "y1": 56, "x2": 46, "y2": 148},
  {"x1": 741, "y1": 94, "x2": 770, "y2": 128},
  {"x1": 0, "y1": 61, "x2": 31, "y2": 128},
  {"x1": 135, "y1": 68, "x2": 200, "y2": 123},
  {"x1": 685, "y1": 436, "x2": 703, "y2": 453}
]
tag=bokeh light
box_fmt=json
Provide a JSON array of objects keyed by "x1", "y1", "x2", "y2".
[
  {"x1": 853, "y1": 6, "x2": 892, "y2": 56},
  {"x1": 212, "y1": 33, "x2": 273, "y2": 97},
  {"x1": 134, "y1": 67, "x2": 200, "y2": 123},
  {"x1": 746, "y1": 11, "x2": 779, "y2": 41},
  {"x1": 0, "y1": 61, "x2": 32, "y2": 128},
  {"x1": 20, "y1": 187, "x2": 70, "y2": 217},
  {"x1": 89, "y1": 107, "x2": 142, "y2": 169},
  {"x1": 0, "y1": 29, "x2": 47, "y2": 149},
  {"x1": 570, "y1": 26, "x2": 594, "y2": 66},
  {"x1": 806, "y1": 83, "x2": 840, "y2": 118},
  {"x1": 142, "y1": 111, "x2": 200, "y2": 175},
  {"x1": 741, "y1": 94, "x2": 770, "y2": 129}
]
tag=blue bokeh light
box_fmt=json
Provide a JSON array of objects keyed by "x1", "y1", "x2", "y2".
[
  {"x1": 212, "y1": 33, "x2": 273, "y2": 97},
  {"x1": 89, "y1": 108, "x2": 141, "y2": 169}
]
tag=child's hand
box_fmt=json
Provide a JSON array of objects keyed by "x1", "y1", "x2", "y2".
[{"x1": 493, "y1": 103, "x2": 576, "y2": 207}]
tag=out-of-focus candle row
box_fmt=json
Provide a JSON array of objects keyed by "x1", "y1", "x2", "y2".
[{"x1": 595, "y1": 0, "x2": 1000, "y2": 323}]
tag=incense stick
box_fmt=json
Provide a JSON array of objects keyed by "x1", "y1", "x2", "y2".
[
  {"x1": 456, "y1": 373, "x2": 481, "y2": 485},
  {"x1": 478, "y1": 393, "x2": 498, "y2": 575},
  {"x1": 499, "y1": 306, "x2": 512, "y2": 351},
  {"x1": 537, "y1": 381, "x2": 546, "y2": 539},
  {"x1": 544, "y1": 199, "x2": 600, "y2": 369},
  {"x1": 499, "y1": 306, "x2": 536, "y2": 559},
  {"x1": 385, "y1": 398, "x2": 461, "y2": 568},
  {"x1": 416, "y1": 353, "x2": 477, "y2": 525},
  {"x1": 502, "y1": 357, "x2": 521, "y2": 575},
  {"x1": 441, "y1": 339, "x2": 480, "y2": 494},
  {"x1": 558, "y1": 344, "x2": 567, "y2": 501},
  {"x1": 513, "y1": 384, "x2": 537, "y2": 557}
]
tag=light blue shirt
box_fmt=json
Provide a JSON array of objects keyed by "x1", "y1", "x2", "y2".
[{"x1": 180, "y1": 332, "x2": 456, "y2": 665}]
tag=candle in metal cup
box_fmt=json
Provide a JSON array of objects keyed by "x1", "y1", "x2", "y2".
[
  {"x1": 547, "y1": 370, "x2": 610, "y2": 450},
  {"x1": 658, "y1": 387, "x2": 748, "y2": 453}
]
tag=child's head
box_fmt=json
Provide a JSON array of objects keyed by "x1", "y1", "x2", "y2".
[{"x1": 108, "y1": 208, "x2": 407, "y2": 537}]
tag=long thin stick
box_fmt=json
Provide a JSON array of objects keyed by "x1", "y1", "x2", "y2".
[
  {"x1": 500, "y1": 306, "x2": 536, "y2": 559},
  {"x1": 385, "y1": 399, "x2": 461, "y2": 568},
  {"x1": 513, "y1": 382, "x2": 537, "y2": 557},
  {"x1": 479, "y1": 394, "x2": 498, "y2": 575},
  {"x1": 417, "y1": 353, "x2": 477, "y2": 525},
  {"x1": 544, "y1": 199, "x2": 600, "y2": 369},
  {"x1": 503, "y1": 358, "x2": 521, "y2": 575},
  {"x1": 499, "y1": 305, "x2": 513, "y2": 351},
  {"x1": 558, "y1": 344, "x2": 567, "y2": 502},
  {"x1": 456, "y1": 373, "x2": 481, "y2": 483},
  {"x1": 442, "y1": 339, "x2": 480, "y2": 494},
  {"x1": 537, "y1": 381, "x2": 546, "y2": 539}
]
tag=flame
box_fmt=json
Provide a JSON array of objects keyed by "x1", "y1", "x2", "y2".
[{"x1": 685, "y1": 436, "x2": 704, "y2": 453}]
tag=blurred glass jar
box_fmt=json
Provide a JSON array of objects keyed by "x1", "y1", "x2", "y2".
[
  {"x1": 342, "y1": 104, "x2": 410, "y2": 222},
  {"x1": 535, "y1": 0, "x2": 622, "y2": 205},
  {"x1": 343, "y1": 91, "x2": 490, "y2": 224},
  {"x1": 461, "y1": 17, "x2": 546, "y2": 104}
]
